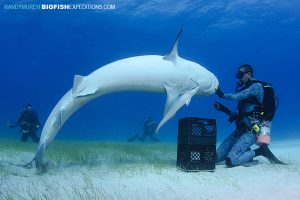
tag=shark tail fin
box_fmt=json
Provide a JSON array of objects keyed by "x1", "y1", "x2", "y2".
[
  {"x1": 0, "y1": 143, "x2": 46, "y2": 172},
  {"x1": 22, "y1": 143, "x2": 47, "y2": 172},
  {"x1": 34, "y1": 143, "x2": 47, "y2": 172}
]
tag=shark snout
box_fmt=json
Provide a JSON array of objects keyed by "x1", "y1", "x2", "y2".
[
  {"x1": 207, "y1": 73, "x2": 219, "y2": 95},
  {"x1": 213, "y1": 74, "x2": 219, "y2": 91}
]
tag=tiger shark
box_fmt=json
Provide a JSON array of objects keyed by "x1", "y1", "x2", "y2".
[{"x1": 26, "y1": 29, "x2": 219, "y2": 171}]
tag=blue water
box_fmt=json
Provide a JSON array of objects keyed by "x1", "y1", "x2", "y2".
[{"x1": 1, "y1": 1, "x2": 300, "y2": 142}]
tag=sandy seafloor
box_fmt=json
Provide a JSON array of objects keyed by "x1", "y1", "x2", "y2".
[{"x1": 0, "y1": 139, "x2": 300, "y2": 200}]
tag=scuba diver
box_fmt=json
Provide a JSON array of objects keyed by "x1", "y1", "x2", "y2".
[
  {"x1": 215, "y1": 64, "x2": 284, "y2": 167},
  {"x1": 8, "y1": 103, "x2": 41, "y2": 143},
  {"x1": 128, "y1": 117, "x2": 160, "y2": 142}
]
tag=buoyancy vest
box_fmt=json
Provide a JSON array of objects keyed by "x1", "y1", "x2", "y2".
[{"x1": 236, "y1": 80, "x2": 277, "y2": 122}]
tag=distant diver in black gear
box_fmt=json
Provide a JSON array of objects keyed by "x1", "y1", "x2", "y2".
[
  {"x1": 214, "y1": 101, "x2": 284, "y2": 165},
  {"x1": 8, "y1": 103, "x2": 41, "y2": 143},
  {"x1": 128, "y1": 117, "x2": 160, "y2": 142}
]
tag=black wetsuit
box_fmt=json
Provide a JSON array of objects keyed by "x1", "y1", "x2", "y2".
[
  {"x1": 17, "y1": 109, "x2": 40, "y2": 143},
  {"x1": 128, "y1": 119, "x2": 160, "y2": 142}
]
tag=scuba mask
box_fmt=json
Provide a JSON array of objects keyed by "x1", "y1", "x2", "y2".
[{"x1": 235, "y1": 70, "x2": 251, "y2": 79}]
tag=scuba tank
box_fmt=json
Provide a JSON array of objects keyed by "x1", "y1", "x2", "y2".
[
  {"x1": 255, "y1": 120, "x2": 271, "y2": 145},
  {"x1": 235, "y1": 79, "x2": 276, "y2": 146}
]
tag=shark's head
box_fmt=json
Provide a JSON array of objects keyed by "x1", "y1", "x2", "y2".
[
  {"x1": 186, "y1": 61, "x2": 219, "y2": 96},
  {"x1": 206, "y1": 71, "x2": 219, "y2": 95},
  {"x1": 163, "y1": 29, "x2": 219, "y2": 96}
]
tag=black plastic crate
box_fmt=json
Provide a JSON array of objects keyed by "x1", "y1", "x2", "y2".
[
  {"x1": 178, "y1": 117, "x2": 216, "y2": 145},
  {"x1": 177, "y1": 144, "x2": 216, "y2": 171},
  {"x1": 177, "y1": 117, "x2": 216, "y2": 172}
]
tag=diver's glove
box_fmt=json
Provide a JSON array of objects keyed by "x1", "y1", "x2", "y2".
[
  {"x1": 214, "y1": 101, "x2": 230, "y2": 115},
  {"x1": 228, "y1": 112, "x2": 237, "y2": 123},
  {"x1": 215, "y1": 86, "x2": 224, "y2": 98},
  {"x1": 214, "y1": 102, "x2": 237, "y2": 123}
]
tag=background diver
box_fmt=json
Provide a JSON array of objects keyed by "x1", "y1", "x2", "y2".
[
  {"x1": 215, "y1": 64, "x2": 284, "y2": 167},
  {"x1": 8, "y1": 103, "x2": 41, "y2": 143},
  {"x1": 128, "y1": 117, "x2": 160, "y2": 142}
]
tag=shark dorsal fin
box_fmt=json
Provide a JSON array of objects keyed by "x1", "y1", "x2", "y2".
[{"x1": 163, "y1": 28, "x2": 183, "y2": 62}]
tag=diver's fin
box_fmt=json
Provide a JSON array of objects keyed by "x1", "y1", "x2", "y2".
[
  {"x1": 163, "y1": 28, "x2": 183, "y2": 62},
  {"x1": 259, "y1": 145, "x2": 286, "y2": 165},
  {"x1": 156, "y1": 82, "x2": 200, "y2": 133}
]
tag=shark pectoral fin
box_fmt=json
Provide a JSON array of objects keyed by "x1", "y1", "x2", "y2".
[
  {"x1": 156, "y1": 85, "x2": 200, "y2": 133},
  {"x1": 186, "y1": 97, "x2": 192, "y2": 106},
  {"x1": 163, "y1": 28, "x2": 183, "y2": 62},
  {"x1": 185, "y1": 86, "x2": 200, "y2": 106},
  {"x1": 163, "y1": 82, "x2": 181, "y2": 116}
]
